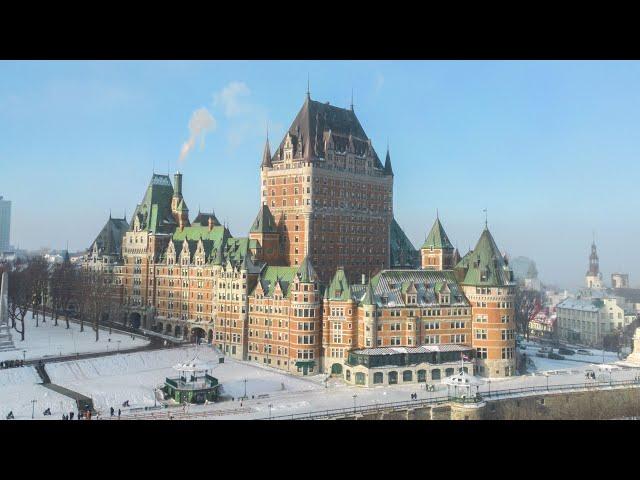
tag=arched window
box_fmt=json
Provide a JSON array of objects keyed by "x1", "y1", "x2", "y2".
[
  {"x1": 373, "y1": 372, "x2": 384, "y2": 384},
  {"x1": 403, "y1": 370, "x2": 413, "y2": 382},
  {"x1": 388, "y1": 371, "x2": 398, "y2": 385},
  {"x1": 431, "y1": 369, "x2": 441, "y2": 380},
  {"x1": 417, "y1": 370, "x2": 427, "y2": 382},
  {"x1": 445, "y1": 367, "x2": 455, "y2": 377},
  {"x1": 355, "y1": 372, "x2": 366, "y2": 385}
]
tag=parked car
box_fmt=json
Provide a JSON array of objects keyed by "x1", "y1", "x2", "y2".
[
  {"x1": 548, "y1": 352, "x2": 565, "y2": 360},
  {"x1": 559, "y1": 347, "x2": 575, "y2": 355},
  {"x1": 577, "y1": 349, "x2": 591, "y2": 355}
]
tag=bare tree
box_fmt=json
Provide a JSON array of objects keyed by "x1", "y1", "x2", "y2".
[
  {"x1": 7, "y1": 260, "x2": 37, "y2": 342},
  {"x1": 514, "y1": 285, "x2": 544, "y2": 341},
  {"x1": 28, "y1": 256, "x2": 49, "y2": 327}
]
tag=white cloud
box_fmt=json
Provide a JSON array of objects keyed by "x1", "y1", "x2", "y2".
[
  {"x1": 179, "y1": 107, "x2": 217, "y2": 163},
  {"x1": 374, "y1": 73, "x2": 385, "y2": 94},
  {"x1": 213, "y1": 81, "x2": 251, "y2": 117},
  {"x1": 212, "y1": 81, "x2": 281, "y2": 153}
]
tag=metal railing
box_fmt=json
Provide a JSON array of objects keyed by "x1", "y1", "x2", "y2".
[{"x1": 263, "y1": 377, "x2": 640, "y2": 420}]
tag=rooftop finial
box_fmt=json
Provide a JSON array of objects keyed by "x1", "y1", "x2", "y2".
[
  {"x1": 306, "y1": 74, "x2": 310, "y2": 99},
  {"x1": 483, "y1": 208, "x2": 488, "y2": 228},
  {"x1": 350, "y1": 88, "x2": 354, "y2": 111},
  {"x1": 436, "y1": 208, "x2": 439, "y2": 220}
]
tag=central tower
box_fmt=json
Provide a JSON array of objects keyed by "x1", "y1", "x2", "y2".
[{"x1": 260, "y1": 95, "x2": 394, "y2": 283}]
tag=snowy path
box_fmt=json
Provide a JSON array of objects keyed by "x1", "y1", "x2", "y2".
[
  {"x1": 0, "y1": 367, "x2": 76, "y2": 420},
  {"x1": 0, "y1": 313, "x2": 149, "y2": 362}
]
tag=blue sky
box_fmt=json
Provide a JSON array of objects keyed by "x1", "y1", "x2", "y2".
[{"x1": 1, "y1": 60, "x2": 639, "y2": 289}]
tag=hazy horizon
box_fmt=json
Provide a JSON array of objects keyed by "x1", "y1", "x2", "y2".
[{"x1": 2, "y1": 60, "x2": 639, "y2": 290}]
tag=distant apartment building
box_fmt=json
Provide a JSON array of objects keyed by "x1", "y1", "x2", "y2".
[
  {"x1": 0, "y1": 197, "x2": 11, "y2": 253},
  {"x1": 556, "y1": 296, "x2": 635, "y2": 346}
]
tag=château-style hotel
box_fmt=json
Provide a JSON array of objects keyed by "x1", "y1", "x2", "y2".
[{"x1": 85, "y1": 92, "x2": 517, "y2": 383}]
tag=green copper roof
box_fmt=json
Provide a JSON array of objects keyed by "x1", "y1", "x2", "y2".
[
  {"x1": 455, "y1": 228, "x2": 514, "y2": 287},
  {"x1": 327, "y1": 268, "x2": 352, "y2": 301},
  {"x1": 252, "y1": 266, "x2": 298, "y2": 297},
  {"x1": 390, "y1": 218, "x2": 420, "y2": 268},
  {"x1": 172, "y1": 225, "x2": 228, "y2": 243},
  {"x1": 250, "y1": 204, "x2": 277, "y2": 234},
  {"x1": 131, "y1": 173, "x2": 176, "y2": 233},
  {"x1": 360, "y1": 279, "x2": 376, "y2": 306},
  {"x1": 296, "y1": 256, "x2": 317, "y2": 283},
  {"x1": 421, "y1": 217, "x2": 454, "y2": 250}
]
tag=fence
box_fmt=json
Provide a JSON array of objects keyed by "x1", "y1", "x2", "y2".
[{"x1": 264, "y1": 377, "x2": 640, "y2": 420}]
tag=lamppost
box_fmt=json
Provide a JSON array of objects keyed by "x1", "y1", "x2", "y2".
[
  {"x1": 117, "y1": 340, "x2": 121, "y2": 352},
  {"x1": 487, "y1": 379, "x2": 491, "y2": 397},
  {"x1": 243, "y1": 378, "x2": 247, "y2": 399},
  {"x1": 268, "y1": 403, "x2": 273, "y2": 419},
  {"x1": 22, "y1": 350, "x2": 26, "y2": 362},
  {"x1": 352, "y1": 394, "x2": 358, "y2": 414},
  {"x1": 31, "y1": 399, "x2": 37, "y2": 419}
]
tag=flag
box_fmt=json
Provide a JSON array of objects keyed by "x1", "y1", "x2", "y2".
[{"x1": 461, "y1": 354, "x2": 470, "y2": 361}]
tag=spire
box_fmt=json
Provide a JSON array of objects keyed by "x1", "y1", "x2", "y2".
[
  {"x1": 422, "y1": 216, "x2": 453, "y2": 250},
  {"x1": 350, "y1": 88, "x2": 354, "y2": 111},
  {"x1": 361, "y1": 277, "x2": 376, "y2": 306},
  {"x1": 261, "y1": 135, "x2": 272, "y2": 168},
  {"x1": 384, "y1": 146, "x2": 393, "y2": 175},
  {"x1": 250, "y1": 204, "x2": 277, "y2": 233},
  {"x1": 306, "y1": 74, "x2": 310, "y2": 100},
  {"x1": 483, "y1": 208, "x2": 488, "y2": 229},
  {"x1": 296, "y1": 255, "x2": 317, "y2": 283}
]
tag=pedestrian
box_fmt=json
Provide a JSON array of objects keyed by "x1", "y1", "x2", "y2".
[
  {"x1": 118, "y1": 409, "x2": 121, "y2": 419},
  {"x1": 110, "y1": 406, "x2": 114, "y2": 417},
  {"x1": 69, "y1": 411, "x2": 74, "y2": 420}
]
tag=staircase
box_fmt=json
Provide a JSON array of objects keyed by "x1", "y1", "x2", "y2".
[
  {"x1": 35, "y1": 363, "x2": 96, "y2": 414},
  {"x1": 0, "y1": 324, "x2": 15, "y2": 352}
]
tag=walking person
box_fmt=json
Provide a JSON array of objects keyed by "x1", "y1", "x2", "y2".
[
  {"x1": 118, "y1": 409, "x2": 121, "y2": 419},
  {"x1": 110, "y1": 406, "x2": 114, "y2": 417}
]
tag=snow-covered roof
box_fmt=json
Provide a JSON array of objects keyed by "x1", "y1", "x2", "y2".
[
  {"x1": 443, "y1": 371, "x2": 481, "y2": 386},
  {"x1": 352, "y1": 344, "x2": 472, "y2": 356},
  {"x1": 172, "y1": 355, "x2": 216, "y2": 373}
]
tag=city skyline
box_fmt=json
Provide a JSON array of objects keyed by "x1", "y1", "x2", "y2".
[{"x1": 2, "y1": 60, "x2": 640, "y2": 289}]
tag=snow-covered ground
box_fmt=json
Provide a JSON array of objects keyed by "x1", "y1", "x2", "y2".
[
  {"x1": 46, "y1": 345, "x2": 323, "y2": 414},
  {"x1": 520, "y1": 339, "x2": 621, "y2": 373},
  {"x1": 0, "y1": 367, "x2": 76, "y2": 420},
  {"x1": 5, "y1": 337, "x2": 639, "y2": 421},
  {"x1": 0, "y1": 313, "x2": 149, "y2": 362}
]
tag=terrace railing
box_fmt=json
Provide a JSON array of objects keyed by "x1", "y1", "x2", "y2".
[{"x1": 263, "y1": 377, "x2": 640, "y2": 420}]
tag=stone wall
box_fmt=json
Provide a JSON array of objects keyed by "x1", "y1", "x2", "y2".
[{"x1": 333, "y1": 386, "x2": 640, "y2": 420}]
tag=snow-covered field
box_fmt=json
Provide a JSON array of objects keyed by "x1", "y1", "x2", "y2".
[
  {"x1": 0, "y1": 313, "x2": 149, "y2": 362},
  {"x1": 46, "y1": 345, "x2": 323, "y2": 413},
  {"x1": 0, "y1": 367, "x2": 76, "y2": 420}
]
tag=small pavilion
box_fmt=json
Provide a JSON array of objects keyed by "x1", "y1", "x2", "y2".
[
  {"x1": 163, "y1": 355, "x2": 221, "y2": 404},
  {"x1": 444, "y1": 370, "x2": 482, "y2": 403}
]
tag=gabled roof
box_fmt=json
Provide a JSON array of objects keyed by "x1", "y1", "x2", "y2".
[
  {"x1": 455, "y1": 227, "x2": 514, "y2": 287},
  {"x1": 422, "y1": 217, "x2": 454, "y2": 250},
  {"x1": 251, "y1": 265, "x2": 299, "y2": 298},
  {"x1": 90, "y1": 216, "x2": 129, "y2": 256},
  {"x1": 327, "y1": 267, "x2": 352, "y2": 301},
  {"x1": 192, "y1": 212, "x2": 220, "y2": 227},
  {"x1": 270, "y1": 97, "x2": 383, "y2": 169},
  {"x1": 131, "y1": 173, "x2": 176, "y2": 233},
  {"x1": 250, "y1": 204, "x2": 277, "y2": 234}
]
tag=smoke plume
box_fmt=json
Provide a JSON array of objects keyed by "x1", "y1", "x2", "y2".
[{"x1": 179, "y1": 107, "x2": 216, "y2": 163}]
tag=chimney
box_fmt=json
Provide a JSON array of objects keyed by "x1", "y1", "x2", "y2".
[
  {"x1": 174, "y1": 171, "x2": 183, "y2": 197},
  {"x1": 179, "y1": 218, "x2": 184, "y2": 231},
  {"x1": 208, "y1": 216, "x2": 213, "y2": 231},
  {"x1": 362, "y1": 273, "x2": 366, "y2": 285}
]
